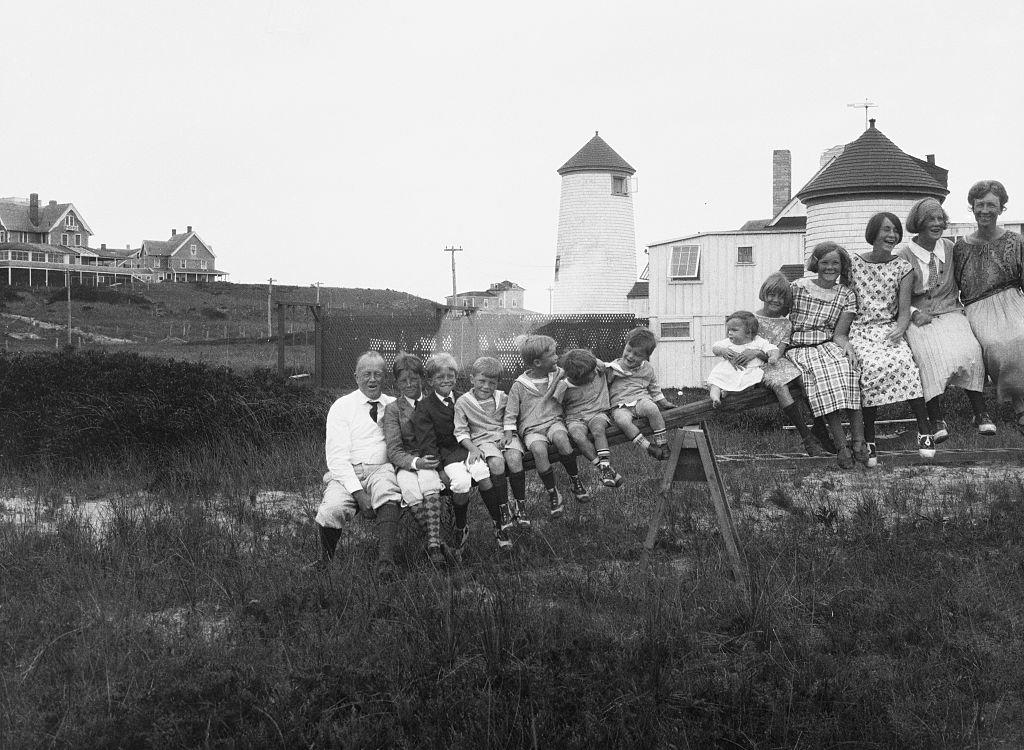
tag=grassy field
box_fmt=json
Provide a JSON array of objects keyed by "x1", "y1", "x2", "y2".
[{"x1": 3, "y1": 351, "x2": 1024, "y2": 747}]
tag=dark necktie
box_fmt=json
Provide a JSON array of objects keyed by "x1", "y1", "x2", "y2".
[
  {"x1": 367, "y1": 401, "x2": 380, "y2": 423},
  {"x1": 927, "y1": 252, "x2": 939, "y2": 291},
  {"x1": 444, "y1": 396, "x2": 454, "y2": 409}
]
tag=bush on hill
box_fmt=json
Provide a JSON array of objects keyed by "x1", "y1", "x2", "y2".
[
  {"x1": 45, "y1": 286, "x2": 152, "y2": 307},
  {"x1": 0, "y1": 350, "x2": 331, "y2": 470}
]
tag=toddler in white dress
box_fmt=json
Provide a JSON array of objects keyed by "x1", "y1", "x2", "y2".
[{"x1": 708, "y1": 311, "x2": 780, "y2": 407}]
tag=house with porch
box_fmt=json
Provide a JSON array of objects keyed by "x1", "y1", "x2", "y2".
[{"x1": 124, "y1": 227, "x2": 228, "y2": 282}]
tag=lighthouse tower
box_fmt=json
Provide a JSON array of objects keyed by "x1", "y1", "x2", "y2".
[
  {"x1": 551, "y1": 132, "x2": 637, "y2": 314},
  {"x1": 797, "y1": 119, "x2": 949, "y2": 258}
]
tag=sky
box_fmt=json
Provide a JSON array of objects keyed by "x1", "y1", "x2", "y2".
[{"x1": 3, "y1": 0, "x2": 1022, "y2": 312}]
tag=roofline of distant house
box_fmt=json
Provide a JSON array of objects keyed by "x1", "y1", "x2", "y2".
[{"x1": 647, "y1": 228, "x2": 805, "y2": 247}]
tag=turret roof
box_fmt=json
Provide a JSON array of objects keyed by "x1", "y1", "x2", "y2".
[
  {"x1": 558, "y1": 132, "x2": 635, "y2": 176},
  {"x1": 796, "y1": 121, "x2": 948, "y2": 202}
]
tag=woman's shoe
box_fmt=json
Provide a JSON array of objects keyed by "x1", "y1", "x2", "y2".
[
  {"x1": 852, "y1": 441, "x2": 871, "y2": 465},
  {"x1": 917, "y1": 433, "x2": 936, "y2": 459},
  {"x1": 865, "y1": 442, "x2": 878, "y2": 468},
  {"x1": 933, "y1": 420, "x2": 949, "y2": 443},
  {"x1": 976, "y1": 413, "x2": 997, "y2": 436},
  {"x1": 837, "y1": 446, "x2": 855, "y2": 469},
  {"x1": 802, "y1": 435, "x2": 824, "y2": 457}
]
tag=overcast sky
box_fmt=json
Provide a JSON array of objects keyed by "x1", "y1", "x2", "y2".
[{"x1": 3, "y1": 1, "x2": 1022, "y2": 311}]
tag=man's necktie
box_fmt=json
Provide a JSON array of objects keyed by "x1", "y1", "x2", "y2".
[
  {"x1": 927, "y1": 252, "x2": 939, "y2": 291},
  {"x1": 444, "y1": 396, "x2": 454, "y2": 409},
  {"x1": 368, "y1": 401, "x2": 380, "y2": 423}
]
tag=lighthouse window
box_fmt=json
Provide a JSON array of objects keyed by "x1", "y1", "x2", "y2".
[
  {"x1": 669, "y1": 245, "x2": 701, "y2": 280},
  {"x1": 611, "y1": 176, "x2": 628, "y2": 196},
  {"x1": 737, "y1": 246, "x2": 754, "y2": 265}
]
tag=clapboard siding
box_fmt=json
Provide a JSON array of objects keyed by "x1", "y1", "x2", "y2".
[{"x1": 648, "y1": 230, "x2": 804, "y2": 388}]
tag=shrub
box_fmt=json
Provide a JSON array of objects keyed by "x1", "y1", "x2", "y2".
[
  {"x1": 0, "y1": 350, "x2": 332, "y2": 470},
  {"x1": 45, "y1": 286, "x2": 152, "y2": 307}
]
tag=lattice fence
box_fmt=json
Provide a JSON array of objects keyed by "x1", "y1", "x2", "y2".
[{"x1": 319, "y1": 310, "x2": 648, "y2": 391}]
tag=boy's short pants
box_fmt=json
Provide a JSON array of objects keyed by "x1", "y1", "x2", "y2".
[
  {"x1": 475, "y1": 437, "x2": 524, "y2": 458},
  {"x1": 395, "y1": 467, "x2": 443, "y2": 507},
  {"x1": 522, "y1": 421, "x2": 569, "y2": 450},
  {"x1": 566, "y1": 412, "x2": 611, "y2": 436},
  {"x1": 612, "y1": 397, "x2": 657, "y2": 419},
  {"x1": 444, "y1": 459, "x2": 492, "y2": 494}
]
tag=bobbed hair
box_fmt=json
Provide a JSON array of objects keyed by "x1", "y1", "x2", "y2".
[
  {"x1": 424, "y1": 352, "x2": 459, "y2": 378},
  {"x1": 725, "y1": 310, "x2": 759, "y2": 338},
  {"x1": 967, "y1": 180, "x2": 1008, "y2": 208},
  {"x1": 470, "y1": 356, "x2": 502, "y2": 379},
  {"x1": 517, "y1": 334, "x2": 557, "y2": 368},
  {"x1": 624, "y1": 327, "x2": 658, "y2": 357},
  {"x1": 758, "y1": 272, "x2": 793, "y2": 314},
  {"x1": 806, "y1": 241, "x2": 853, "y2": 286},
  {"x1": 561, "y1": 348, "x2": 598, "y2": 383},
  {"x1": 905, "y1": 198, "x2": 949, "y2": 234},
  {"x1": 392, "y1": 351, "x2": 425, "y2": 380},
  {"x1": 865, "y1": 212, "x2": 904, "y2": 245}
]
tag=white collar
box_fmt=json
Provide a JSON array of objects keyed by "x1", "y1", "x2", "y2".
[
  {"x1": 908, "y1": 239, "x2": 946, "y2": 266},
  {"x1": 466, "y1": 390, "x2": 502, "y2": 407},
  {"x1": 434, "y1": 391, "x2": 453, "y2": 404},
  {"x1": 404, "y1": 395, "x2": 418, "y2": 407}
]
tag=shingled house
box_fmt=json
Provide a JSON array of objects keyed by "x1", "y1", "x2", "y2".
[
  {"x1": 122, "y1": 227, "x2": 228, "y2": 283},
  {"x1": 445, "y1": 280, "x2": 530, "y2": 313}
]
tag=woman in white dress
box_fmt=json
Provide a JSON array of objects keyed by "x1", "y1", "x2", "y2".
[{"x1": 896, "y1": 198, "x2": 993, "y2": 440}]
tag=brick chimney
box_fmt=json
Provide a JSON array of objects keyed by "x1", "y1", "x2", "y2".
[
  {"x1": 186, "y1": 225, "x2": 192, "y2": 233},
  {"x1": 171, "y1": 228, "x2": 176, "y2": 236},
  {"x1": 772, "y1": 150, "x2": 791, "y2": 217},
  {"x1": 29, "y1": 193, "x2": 39, "y2": 225},
  {"x1": 926, "y1": 154, "x2": 935, "y2": 164}
]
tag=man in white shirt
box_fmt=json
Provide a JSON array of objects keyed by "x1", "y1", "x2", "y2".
[{"x1": 314, "y1": 351, "x2": 403, "y2": 574}]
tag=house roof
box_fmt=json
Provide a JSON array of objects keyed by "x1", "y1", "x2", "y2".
[
  {"x1": 779, "y1": 264, "x2": 806, "y2": 282},
  {"x1": 626, "y1": 280, "x2": 649, "y2": 299},
  {"x1": 796, "y1": 121, "x2": 949, "y2": 202},
  {"x1": 558, "y1": 132, "x2": 635, "y2": 176},
  {"x1": 489, "y1": 280, "x2": 524, "y2": 291},
  {"x1": 0, "y1": 198, "x2": 93, "y2": 235},
  {"x1": 454, "y1": 289, "x2": 497, "y2": 298}
]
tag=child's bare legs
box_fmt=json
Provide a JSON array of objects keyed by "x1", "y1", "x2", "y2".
[
  {"x1": 502, "y1": 448, "x2": 530, "y2": 525},
  {"x1": 551, "y1": 429, "x2": 587, "y2": 502},
  {"x1": 772, "y1": 383, "x2": 794, "y2": 408},
  {"x1": 612, "y1": 406, "x2": 663, "y2": 459},
  {"x1": 710, "y1": 385, "x2": 724, "y2": 407},
  {"x1": 588, "y1": 417, "x2": 623, "y2": 487},
  {"x1": 568, "y1": 422, "x2": 598, "y2": 462}
]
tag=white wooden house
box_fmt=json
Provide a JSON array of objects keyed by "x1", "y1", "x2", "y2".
[{"x1": 647, "y1": 226, "x2": 805, "y2": 388}]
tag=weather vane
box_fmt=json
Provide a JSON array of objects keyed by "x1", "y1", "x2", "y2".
[{"x1": 847, "y1": 100, "x2": 877, "y2": 130}]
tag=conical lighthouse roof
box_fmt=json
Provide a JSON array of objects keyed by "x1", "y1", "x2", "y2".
[
  {"x1": 796, "y1": 120, "x2": 948, "y2": 202},
  {"x1": 558, "y1": 132, "x2": 635, "y2": 176}
]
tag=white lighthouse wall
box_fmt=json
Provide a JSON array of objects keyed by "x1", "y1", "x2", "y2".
[
  {"x1": 647, "y1": 230, "x2": 804, "y2": 388},
  {"x1": 803, "y1": 196, "x2": 922, "y2": 260},
  {"x1": 552, "y1": 172, "x2": 637, "y2": 314}
]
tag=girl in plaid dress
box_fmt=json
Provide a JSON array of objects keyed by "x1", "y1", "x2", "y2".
[
  {"x1": 850, "y1": 213, "x2": 936, "y2": 466},
  {"x1": 783, "y1": 242, "x2": 868, "y2": 469}
]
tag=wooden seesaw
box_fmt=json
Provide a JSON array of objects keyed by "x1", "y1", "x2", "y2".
[{"x1": 519, "y1": 385, "x2": 1024, "y2": 595}]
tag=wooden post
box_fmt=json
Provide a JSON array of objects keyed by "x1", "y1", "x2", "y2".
[
  {"x1": 312, "y1": 304, "x2": 323, "y2": 387},
  {"x1": 641, "y1": 423, "x2": 749, "y2": 597},
  {"x1": 276, "y1": 302, "x2": 286, "y2": 375}
]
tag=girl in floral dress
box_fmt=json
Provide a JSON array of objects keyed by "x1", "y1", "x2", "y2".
[{"x1": 849, "y1": 213, "x2": 935, "y2": 466}]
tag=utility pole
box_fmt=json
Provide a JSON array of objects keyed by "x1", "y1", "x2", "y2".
[
  {"x1": 66, "y1": 270, "x2": 72, "y2": 347},
  {"x1": 312, "y1": 281, "x2": 322, "y2": 304},
  {"x1": 547, "y1": 286, "x2": 554, "y2": 314},
  {"x1": 267, "y1": 277, "x2": 276, "y2": 339},
  {"x1": 442, "y1": 246, "x2": 463, "y2": 301},
  {"x1": 847, "y1": 99, "x2": 877, "y2": 130}
]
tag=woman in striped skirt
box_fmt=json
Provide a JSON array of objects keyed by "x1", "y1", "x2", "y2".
[
  {"x1": 896, "y1": 198, "x2": 993, "y2": 440},
  {"x1": 782, "y1": 242, "x2": 868, "y2": 469}
]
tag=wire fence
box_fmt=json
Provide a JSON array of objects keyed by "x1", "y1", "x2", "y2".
[{"x1": 320, "y1": 310, "x2": 649, "y2": 391}]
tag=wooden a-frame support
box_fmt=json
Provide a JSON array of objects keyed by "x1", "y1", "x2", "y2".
[{"x1": 639, "y1": 422, "x2": 749, "y2": 597}]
